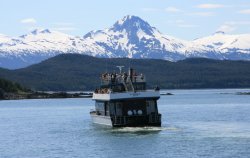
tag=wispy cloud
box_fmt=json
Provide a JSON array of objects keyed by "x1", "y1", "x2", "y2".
[
  {"x1": 217, "y1": 20, "x2": 250, "y2": 33},
  {"x1": 20, "y1": 18, "x2": 37, "y2": 24},
  {"x1": 196, "y1": 4, "x2": 225, "y2": 9},
  {"x1": 238, "y1": 9, "x2": 250, "y2": 14},
  {"x1": 189, "y1": 12, "x2": 215, "y2": 17},
  {"x1": 216, "y1": 24, "x2": 235, "y2": 33},
  {"x1": 165, "y1": 7, "x2": 181, "y2": 13}
]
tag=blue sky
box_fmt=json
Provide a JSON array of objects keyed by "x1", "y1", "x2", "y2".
[{"x1": 1, "y1": 0, "x2": 250, "y2": 40}]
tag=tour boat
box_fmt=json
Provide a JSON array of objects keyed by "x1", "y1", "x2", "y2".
[{"x1": 90, "y1": 67, "x2": 161, "y2": 127}]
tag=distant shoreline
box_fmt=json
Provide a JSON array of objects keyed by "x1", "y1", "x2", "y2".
[
  {"x1": 1, "y1": 88, "x2": 250, "y2": 100},
  {"x1": 1, "y1": 91, "x2": 93, "y2": 100}
]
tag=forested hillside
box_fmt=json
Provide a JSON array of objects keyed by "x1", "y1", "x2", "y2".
[{"x1": 0, "y1": 54, "x2": 250, "y2": 91}]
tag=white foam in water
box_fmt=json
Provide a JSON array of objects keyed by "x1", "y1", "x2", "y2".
[{"x1": 111, "y1": 126, "x2": 180, "y2": 133}]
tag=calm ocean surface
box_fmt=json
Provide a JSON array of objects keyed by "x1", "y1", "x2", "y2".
[{"x1": 0, "y1": 89, "x2": 250, "y2": 158}]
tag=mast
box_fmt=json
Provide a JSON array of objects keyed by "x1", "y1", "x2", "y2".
[{"x1": 116, "y1": 66, "x2": 124, "y2": 74}]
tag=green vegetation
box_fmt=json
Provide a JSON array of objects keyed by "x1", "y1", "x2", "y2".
[
  {"x1": 0, "y1": 77, "x2": 92, "y2": 100},
  {"x1": 1, "y1": 54, "x2": 250, "y2": 91},
  {"x1": 0, "y1": 78, "x2": 29, "y2": 93},
  {"x1": 0, "y1": 78, "x2": 31, "y2": 99}
]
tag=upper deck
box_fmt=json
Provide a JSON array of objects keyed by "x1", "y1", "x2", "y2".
[
  {"x1": 93, "y1": 67, "x2": 160, "y2": 101},
  {"x1": 101, "y1": 68, "x2": 145, "y2": 90}
]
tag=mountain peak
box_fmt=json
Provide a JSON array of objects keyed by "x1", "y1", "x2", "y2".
[
  {"x1": 31, "y1": 29, "x2": 39, "y2": 35},
  {"x1": 31, "y1": 29, "x2": 51, "y2": 35},
  {"x1": 120, "y1": 15, "x2": 138, "y2": 23},
  {"x1": 111, "y1": 15, "x2": 155, "y2": 35},
  {"x1": 214, "y1": 31, "x2": 225, "y2": 35},
  {"x1": 19, "y1": 29, "x2": 53, "y2": 38},
  {"x1": 40, "y1": 29, "x2": 51, "y2": 34}
]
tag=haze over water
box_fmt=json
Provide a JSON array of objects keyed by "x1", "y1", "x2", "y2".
[{"x1": 0, "y1": 89, "x2": 250, "y2": 158}]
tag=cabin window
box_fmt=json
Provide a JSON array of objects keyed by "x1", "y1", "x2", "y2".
[
  {"x1": 116, "y1": 102, "x2": 123, "y2": 116},
  {"x1": 109, "y1": 102, "x2": 115, "y2": 115},
  {"x1": 105, "y1": 102, "x2": 110, "y2": 116},
  {"x1": 123, "y1": 100, "x2": 146, "y2": 116},
  {"x1": 146, "y1": 100, "x2": 155, "y2": 114},
  {"x1": 95, "y1": 101, "x2": 105, "y2": 115}
]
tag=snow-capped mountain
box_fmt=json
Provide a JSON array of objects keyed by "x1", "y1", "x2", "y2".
[
  {"x1": 194, "y1": 31, "x2": 250, "y2": 54},
  {"x1": 83, "y1": 15, "x2": 191, "y2": 59},
  {"x1": 0, "y1": 15, "x2": 250, "y2": 69},
  {"x1": 0, "y1": 29, "x2": 105, "y2": 68}
]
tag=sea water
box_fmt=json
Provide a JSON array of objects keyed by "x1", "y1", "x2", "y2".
[{"x1": 0, "y1": 89, "x2": 250, "y2": 158}]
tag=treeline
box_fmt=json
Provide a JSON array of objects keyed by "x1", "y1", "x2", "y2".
[
  {"x1": 0, "y1": 78, "x2": 30, "y2": 99},
  {"x1": 0, "y1": 78, "x2": 29, "y2": 92},
  {"x1": 0, "y1": 77, "x2": 93, "y2": 100}
]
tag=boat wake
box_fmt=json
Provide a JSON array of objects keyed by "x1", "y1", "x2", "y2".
[{"x1": 110, "y1": 126, "x2": 179, "y2": 134}]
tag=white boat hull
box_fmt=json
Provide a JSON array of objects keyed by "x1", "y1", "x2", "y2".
[{"x1": 90, "y1": 114, "x2": 112, "y2": 126}]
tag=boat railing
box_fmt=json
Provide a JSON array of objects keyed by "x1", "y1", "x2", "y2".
[
  {"x1": 125, "y1": 77, "x2": 134, "y2": 92},
  {"x1": 112, "y1": 115, "x2": 146, "y2": 125},
  {"x1": 149, "y1": 113, "x2": 161, "y2": 124},
  {"x1": 101, "y1": 73, "x2": 146, "y2": 85},
  {"x1": 111, "y1": 113, "x2": 161, "y2": 125}
]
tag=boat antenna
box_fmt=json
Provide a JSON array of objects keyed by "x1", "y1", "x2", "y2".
[
  {"x1": 116, "y1": 66, "x2": 124, "y2": 74},
  {"x1": 105, "y1": 58, "x2": 108, "y2": 73},
  {"x1": 129, "y1": 58, "x2": 131, "y2": 68},
  {"x1": 128, "y1": 57, "x2": 133, "y2": 69}
]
